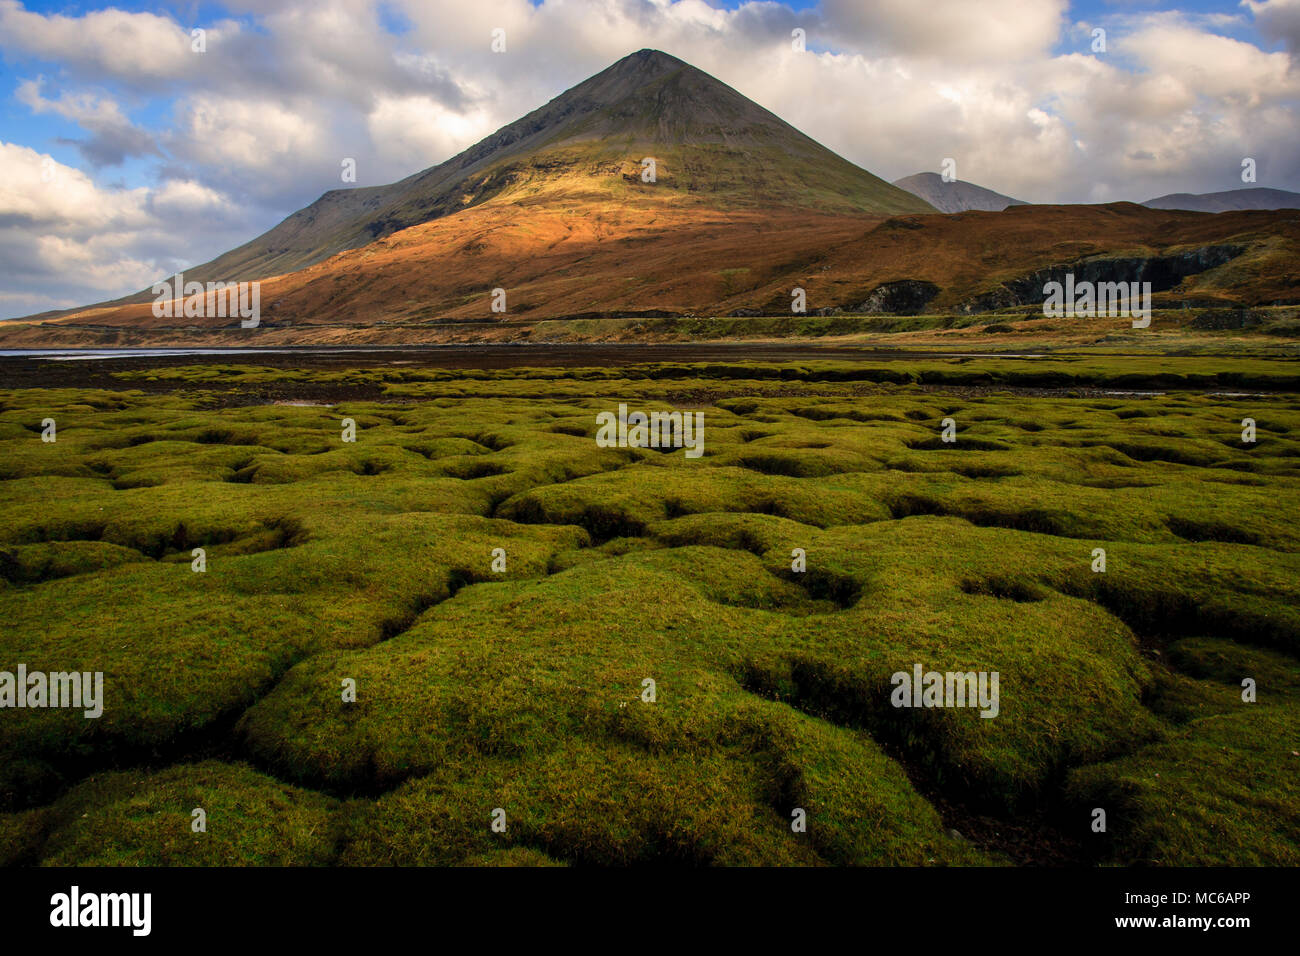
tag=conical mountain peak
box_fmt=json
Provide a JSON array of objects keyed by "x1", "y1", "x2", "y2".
[{"x1": 141, "y1": 50, "x2": 931, "y2": 287}]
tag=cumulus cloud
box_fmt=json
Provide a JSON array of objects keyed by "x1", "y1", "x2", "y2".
[
  {"x1": 365, "y1": 93, "x2": 498, "y2": 171},
  {"x1": 166, "y1": 94, "x2": 331, "y2": 192},
  {"x1": 1245, "y1": 0, "x2": 1300, "y2": 53},
  {"x1": 821, "y1": 0, "x2": 1068, "y2": 63},
  {"x1": 0, "y1": 0, "x2": 199, "y2": 84},
  {"x1": 16, "y1": 79, "x2": 162, "y2": 167},
  {"x1": 0, "y1": 143, "x2": 254, "y2": 313},
  {"x1": 0, "y1": 143, "x2": 151, "y2": 231}
]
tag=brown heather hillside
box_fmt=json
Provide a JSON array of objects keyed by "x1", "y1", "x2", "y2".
[{"x1": 3, "y1": 199, "x2": 1297, "y2": 348}]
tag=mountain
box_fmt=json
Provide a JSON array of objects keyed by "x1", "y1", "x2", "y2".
[
  {"x1": 6, "y1": 50, "x2": 1300, "y2": 347},
  {"x1": 138, "y1": 49, "x2": 932, "y2": 292},
  {"x1": 1141, "y1": 187, "x2": 1300, "y2": 214},
  {"x1": 892, "y1": 172, "x2": 1026, "y2": 213}
]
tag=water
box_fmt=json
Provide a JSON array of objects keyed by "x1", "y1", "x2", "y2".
[
  {"x1": 0, "y1": 346, "x2": 1051, "y2": 362},
  {"x1": 0, "y1": 348, "x2": 370, "y2": 360}
]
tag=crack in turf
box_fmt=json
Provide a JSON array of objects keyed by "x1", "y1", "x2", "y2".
[{"x1": 733, "y1": 658, "x2": 1091, "y2": 865}]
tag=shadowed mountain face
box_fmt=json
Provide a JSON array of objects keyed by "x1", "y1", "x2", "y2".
[
  {"x1": 892, "y1": 172, "x2": 1026, "y2": 213},
  {"x1": 154, "y1": 49, "x2": 932, "y2": 290},
  {"x1": 1141, "y1": 187, "x2": 1300, "y2": 214}
]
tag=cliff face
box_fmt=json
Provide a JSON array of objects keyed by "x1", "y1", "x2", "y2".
[{"x1": 955, "y1": 244, "x2": 1253, "y2": 314}]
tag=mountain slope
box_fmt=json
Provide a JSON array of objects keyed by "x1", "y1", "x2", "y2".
[
  {"x1": 149, "y1": 49, "x2": 932, "y2": 292},
  {"x1": 893, "y1": 172, "x2": 1026, "y2": 213},
  {"x1": 1141, "y1": 187, "x2": 1300, "y2": 213},
  {"x1": 7, "y1": 201, "x2": 1296, "y2": 350}
]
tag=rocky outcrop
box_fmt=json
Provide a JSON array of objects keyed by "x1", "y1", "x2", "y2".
[
  {"x1": 851, "y1": 279, "x2": 940, "y2": 315},
  {"x1": 957, "y1": 244, "x2": 1247, "y2": 314}
]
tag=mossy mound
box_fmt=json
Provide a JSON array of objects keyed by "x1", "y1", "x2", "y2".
[{"x1": 1, "y1": 362, "x2": 1296, "y2": 865}]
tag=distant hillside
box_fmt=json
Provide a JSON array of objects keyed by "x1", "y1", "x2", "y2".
[
  {"x1": 892, "y1": 172, "x2": 1026, "y2": 213},
  {"x1": 1142, "y1": 187, "x2": 1300, "y2": 213},
  {"x1": 4, "y1": 200, "x2": 1297, "y2": 349}
]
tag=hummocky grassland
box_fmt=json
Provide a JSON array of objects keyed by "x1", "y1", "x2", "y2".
[{"x1": 1, "y1": 356, "x2": 1297, "y2": 866}]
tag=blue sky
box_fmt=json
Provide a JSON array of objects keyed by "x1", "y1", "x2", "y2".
[{"x1": 1, "y1": 0, "x2": 1297, "y2": 316}]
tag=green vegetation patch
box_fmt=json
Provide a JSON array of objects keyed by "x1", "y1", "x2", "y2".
[{"x1": 0, "y1": 363, "x2": 1296, "y2": 865}]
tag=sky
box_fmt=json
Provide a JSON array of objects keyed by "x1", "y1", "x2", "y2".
[{"x1": 1, "y1": 0, "x2": 1298, "y2": 317}]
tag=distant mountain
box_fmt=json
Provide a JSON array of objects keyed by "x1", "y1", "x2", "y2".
[
  {"x1": 1141, "y1": 187, "x2": 1300, "y2": 213},
  {"x1": 132, "y1": 49, "x2": 932, "y2": 293},
  {"x1": 892, "y1": 172, "x2": 1026, "y2": 213}
]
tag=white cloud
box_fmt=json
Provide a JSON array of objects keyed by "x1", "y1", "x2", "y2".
[
  {"x1": 1245, "y1": 0, "x2": 1300, "y2": 51},
  {"x1": 149, "y1": 179, "x2": 230, "y2": 217},
  {"x1": 0, "y1": 142, "x2": 152, "y2": 230},
  {"x1": 821, "y1": 0, "x2": 1068, "y2": 63},
  {"x1": 170, "y1": 94, "x2": 328, "y2": 172},
  {"x1": 0, "y1": 0, "x2": 198, "y2": 83},
  {"x1": 1122, "y1": 18, "x2": 1299, "y2": 104},
  {"x1": 365, "y1": 94, "x2": 497, "y2": 170},
  {"x1": 16, "y1": 78, "x2": 161, "y2": 166},
  {"x1": 0, "y1": 143, "x2": 252, "y2": 315}
]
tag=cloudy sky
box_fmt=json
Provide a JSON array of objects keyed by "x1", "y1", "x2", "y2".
[{"x1": 1, "y1": 0, "x2": 1298, "y2": 318}]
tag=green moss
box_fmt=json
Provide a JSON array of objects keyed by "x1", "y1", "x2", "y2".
[
  {"x1": 0, "y1": 365, "x2": 1296, "y2": 865},
  {"x1": 1065, "y1": 645, "x2": 1300, "y2": 866},
  {"x1": 2, "y1": 761, "x2": 341, "y2": 866}
]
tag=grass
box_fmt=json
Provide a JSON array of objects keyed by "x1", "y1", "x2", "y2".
[
  {"x1": 0, "y1": 359, "x2": 1297, "y2": 865},
  {"x1": 109, "y1": 353, "x2": 1300, "y2": 393},
  {"x1": 530, "y1": 307, "x2": 1300, "y2": 344}
]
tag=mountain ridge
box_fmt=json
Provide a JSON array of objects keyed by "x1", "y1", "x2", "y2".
[
  {"x1": 892, "y1": 172, "x2": 1027, "y2": 213},
  {"x1": 1141, "y1": 186, "x2": 1300, "y2": 213}
]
